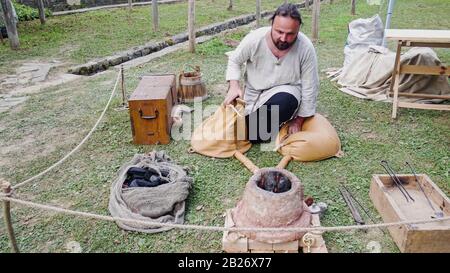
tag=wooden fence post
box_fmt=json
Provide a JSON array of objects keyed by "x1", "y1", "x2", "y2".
[
  {"x1": 305, "y1": 0, "x2": 310, "y2": 10},
  {"x1": 188, "y1": 0, "x2": 195, "y2": 53},
  {"x1": 351, "y1": 0, "x2": 356, "y2": 15},
  {"x1": 1, "y1": 180, "x2": 19, "y2": 253},
  {"x1": 227, "y1": 0, "x2": 233, "y2": 11},
  {"x1": 128, "y1": 0, "x2": 132, "y2": 10},
  {"x1": 311, "y1": 0, "x2": 320, "y2": 43},
  {"x1": 152, "y1": 0, "x2": 159, "y2": 31},
  {"x1": 0, "y1": 0, "x2": 19, "y2": 49},
  {"x1": 37, "y1": 0, "x2": 46, "y2": 25},
  {"x1": 256, "y1": 0, "x2": 261, "y2": 28}
]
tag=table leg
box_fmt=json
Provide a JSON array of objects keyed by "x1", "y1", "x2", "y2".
[{"x1": 391, "y1": 41, "x2": 403, "y2": 119}]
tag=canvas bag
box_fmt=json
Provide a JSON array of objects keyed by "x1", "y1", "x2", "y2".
[
  {"x1": 276, "y1": 114, "x2": 343, "y2": 162},
  {"x1": 190, "y1": 100, "x2": 251, "y2": 158}
]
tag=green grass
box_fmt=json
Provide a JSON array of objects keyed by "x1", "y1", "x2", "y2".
[
  {"x1": 0, "y1": 0, "x2": 287, "y2": 74},
  {"x1": 0, "y1": 0, "x2": 449, "y2": 253}
]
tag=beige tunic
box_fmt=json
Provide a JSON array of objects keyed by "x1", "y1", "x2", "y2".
[{"x1": 226, "y1": 27, "x2": 319, "y2": 117}]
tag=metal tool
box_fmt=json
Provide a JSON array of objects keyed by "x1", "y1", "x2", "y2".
[
  {"x1": 405, "y1": 161, "x2": 444, "y2": 218},
  {"x1": 339, "y1": 187, "x2": 365, "y2": 225},
  {"x1": 341, "y1": 184, "x2": 386, "y2": 234},
  {"x1": 380, "y1": 160, "x2": 415, "y2": 202}
]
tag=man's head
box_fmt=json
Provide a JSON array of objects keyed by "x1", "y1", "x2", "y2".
[{"x1": 270, "y1": 4, "x2": 302, "y2": 50}]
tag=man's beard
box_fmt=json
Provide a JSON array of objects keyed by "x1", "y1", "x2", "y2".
[{"x1": 271, "y1": 32, "x2": 297, "y2": 50}]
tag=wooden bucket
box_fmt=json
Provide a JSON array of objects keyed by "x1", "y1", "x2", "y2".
[{"x1": 178, "y1": 65, "x2": 208, "y2": 103}]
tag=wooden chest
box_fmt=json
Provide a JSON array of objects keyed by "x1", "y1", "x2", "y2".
[
  {"x1": 370, "y1": 174, "x2": 450, "y2": 253},
  {"x1": 129, "y1": 74, "x2": 177, "y2": 145}
]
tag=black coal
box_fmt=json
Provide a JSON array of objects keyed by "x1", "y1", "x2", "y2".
[{"x1": 257, "y1": 171, "x2": 291, "y2": 193}]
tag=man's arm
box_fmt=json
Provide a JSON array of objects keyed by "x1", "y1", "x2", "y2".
[
  {"x1": 223, "y1": 32, "x2": 255, "y2": 105},
  {"x1": 288, "y1": 43, "x2": 319, "y2": 133}
]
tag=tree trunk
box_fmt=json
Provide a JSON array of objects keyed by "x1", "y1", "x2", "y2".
[
  {"x1": 152, "y1": 0, "x2": 159, "y2": 31},
  {"x1": 311, "y1": 0, "x2": 320, "y2": 43},
  {"x1": 37, "y1": 0, "x2": 46, "y2": 24},
  {"x1": 0, "y1": 0, "x2": 19, "y2": 49},
  {"x1": 188, "y1": 0, "x2": 195, "y2": 53}
]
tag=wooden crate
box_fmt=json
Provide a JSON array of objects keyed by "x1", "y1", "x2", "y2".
[
  {"x1": 370, "y1": 174, "x2": 450, "y2": 253},
  {"x1": 128, "y1": 75, "x2": 176, "y2": 145},
  {"x1": 222, "y1": 209, "x2": 327, "y2": 253}
]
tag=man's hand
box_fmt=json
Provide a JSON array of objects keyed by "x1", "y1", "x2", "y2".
[
  {"x1": 288, "y1": 116, "x2": 307, "y2": 134},
  {"x1": 223, "y1": 80, "x2": 243, "y2": 105}
]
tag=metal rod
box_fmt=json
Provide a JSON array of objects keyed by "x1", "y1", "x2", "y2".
[
  {"x1": 339, "y1": 187, "x2": 365, "y2": 225},
  {"x1": 380, "y1": 160, "x2": 412, "y2": 202},
  {"x1": 382, "y1": 0, "x2": 396, "y2": 47},
  {"x1": 405, "y1": 162, "x2": 435, "y2": 211},
  {"x1": 1, "y1": 180, "x2": 19, "y2": 253},
  {"x1": 342, "y1": 184, "x2": 386, "y2": 234}
]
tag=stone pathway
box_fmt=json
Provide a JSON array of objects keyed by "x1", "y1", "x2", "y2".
[
  {"x1": 0, "y1": 94, "x2": 28, "y2": 113},
  {"x1": 0, "y1": 61, "x2": 60, "y2": 92}
]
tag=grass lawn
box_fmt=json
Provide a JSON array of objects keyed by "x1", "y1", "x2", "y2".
[
  {"x1": 0, "y1": 0, "x2": 449, "y2": 253},
  {"x1": 0, "y1": 0, "x2": 288, "y2": 74}
]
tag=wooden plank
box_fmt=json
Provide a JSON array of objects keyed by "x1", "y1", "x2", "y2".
[
  {"x1": 389, "y1": 42, "x2": 402, "y2": 102},
  {"x1": 388, "y1": 92, "x2": 450, "y2": 100},
  {"x1": 421, "y1": 174, "x2": 450, "y2": 216},
  {"x1": 400, "y1": 65, "x2": 450, "y2": 76},
  {"x1": 397, "y1": 101, "x2": 450, "y2": 111},
  {"x1": 403, "y1": 41, "x2": 450, "y2": 48},
  {"x1": 370, "y1": 175, "x2": 409, "y2": 252},
  {"x1": 405, "y1": 229, "x2": 450, "y2": 253},
  {"x1": 385, "y1": 29, "x2": 450, "y2": 43}
]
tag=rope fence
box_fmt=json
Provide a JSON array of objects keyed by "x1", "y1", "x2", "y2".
[{"x1": 1, "y1": 194, "x2": 449, "y2": 234}]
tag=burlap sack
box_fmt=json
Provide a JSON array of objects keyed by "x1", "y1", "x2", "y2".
[
  {"x1": 190, "y1": 101, "x2": 251, "y2": 158},
  {"x1": 276, "y1": 114, "x2": 343, "y2": 162}
]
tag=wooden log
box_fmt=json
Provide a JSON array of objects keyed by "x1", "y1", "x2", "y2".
[
  {"x1": 152, "y1": 0, "x2": 159, "y2": 31},
  {"x1": 37, "y1": 0, "x2": 46, "y2": 25},
  {"x1": 1, "y1": 180, "x2": 19, "y2": 253},
  {"x1": 311, "y1": 0, "x2": 320, "y2": 43},
  {"x1": 188, "y1": 0, "x2": 195, "y2": 53},
  {"x1": 256, "y1": 0, "x2": 261, "y2": 29},
  {"x1": 0, "y1": 0, "x2": 20, "y2": 49}
]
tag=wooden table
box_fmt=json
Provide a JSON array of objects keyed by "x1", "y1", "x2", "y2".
[{"x1": 385, "y1": 29, "x2": 450, "y2": 118}]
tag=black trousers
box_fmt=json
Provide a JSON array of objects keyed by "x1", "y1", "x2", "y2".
[{"x1": 245, "y1": 92, "x2": 299, "y2": 143}]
